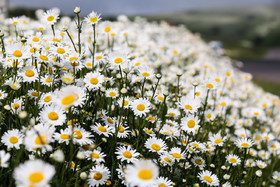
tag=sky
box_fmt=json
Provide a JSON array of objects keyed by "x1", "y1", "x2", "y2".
[{"x1": 9, "y1": 0, "x2": 277, "y2": 16}]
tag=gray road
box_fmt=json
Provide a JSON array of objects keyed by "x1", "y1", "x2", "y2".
[{"x1": 240, "y1": 60, "x2": 280, "y2": 83}]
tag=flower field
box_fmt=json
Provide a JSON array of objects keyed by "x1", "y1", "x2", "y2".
[{"x1": 0, "y1": 8, "x2": 280, "y2": 187}]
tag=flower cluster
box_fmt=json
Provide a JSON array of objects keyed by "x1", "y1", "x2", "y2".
[{"x1": 0, "y1": 7, "x2": 280, "y2": 187}]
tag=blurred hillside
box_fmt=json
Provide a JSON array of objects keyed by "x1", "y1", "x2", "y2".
[{"x1": 147, "y1": 6, "x2": 280, "y2": 60}]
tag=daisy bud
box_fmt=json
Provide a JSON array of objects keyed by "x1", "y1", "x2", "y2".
[
  {"x1": 4, "y1": 105, "x2": 11, "y2": 110},
  {"x1": 76, "y1": 151, "x2": 86, "y2": 160},
  {"x1": 210, "y1": 164, "x2": 215, "y2": 168},
  {"x1": 121, "y1": 88, "x2": 128, "y2": 94},
  {"x1": 156, "y1": 73, "x2": 162, "y2": 79},
  {"x1": 243, "y1": 171, "x2": 247, "y2": 175},
  {"x1": 100, "y1": 87, "x2": 106, "y2": 93},
  {"x1": 222, "y1": 149, "x2": 226, "y2": 153},
  {"x1": 21, "y1": 37, "x2": 27, "y2": 43},
  {"x1": 18, "y1": 111, "x2": 28, "y2": 119},
  {"x1": 116, "y1": 74, "x2": 122, "y2": 79},
  {"x1": 80, "y1": 172, "x2": 87, "y2": 180},
  {"x1": 176, "y1": 72, "x2": 182, "y2": 77},
  {"x1": 193, "y1": 183, "x2": 200, "y2": 187},
  {"x1": 221, "y1": 165, "x2": 227, "y2": 170},
  {"x1": 192, "y1": 81, "x2": 198, "y2": 86},
  {"x1": 256, "y1": 170, "x2": 262, "y2": 177},
  {"x1": 74, "y1": 7, "x2": 81, "y2": 14},
  {"x1": 223, "y1": 174, "x2": 230, "y2": 180},
  {"x1": 182, "y1": 179, "x2": 186, "y2": 182},
  {"x1": 262, "y1": 182, "x2": 266, "y2": 186},
  {"x1": 90, "y1": 143, "x2": 97, "y2": 149},
  {"x1": 101, "y1": 138, "x2": 107, "y2": 143},
  {"x1": 163, "y1": 91, "x2": 169, "y2": 96},
  {"x1": 53, "y1": 150, "x2": 65, "y2": 163},
  {"x1": 29, "y1": 118, "x2": 36, "y2": 126}
]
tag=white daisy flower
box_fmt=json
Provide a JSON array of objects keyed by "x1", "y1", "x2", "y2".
[
  {"x1": 84, "y1": 11, "x2": 101, "y2": 25},
  {"x1": 226, "y1": 154, "x2": 241, "y2": 166},
  {"x1": 115, "y1": 146, "x2": 140, "y2": 163},
  {"x1": 124, "y1": 160, "x2": 159, "y2": 187},
  {"x1": 84, "y1": 72, "x2": 105, "y2": 90},
  {"x1": 88, "y1": 164, "x2": 111, "y2": 187},
  {"x1": 198, "y1": 170, "x2": 220, "y2": 186},
  {"x1": 130, "y1": 98, "x2": 151, "y2": 117},
  {"x1": 235, "y1": 137, "x2": 254, "y2": 149},
  {"x1": 41, "y1": 9, "x2": 59, "y2": 25},
  {"x1": 85, "y1": 149, "x2": 106, "y2": 163},
  {"x1": 39, "y1": 105, "x2": 66, "y2": 126},
  {"x1": 0, "y1": 150, "x2": 11, "y2": 168},
  {"x1": 1, "y1": 129, "x2": 24, "y2": 149},
  {"x1": 55, "y1": 85, "x2": 86, "y2": 108},
  {"x1": 180, "y1": 115, "x2": 200, "y2": 134},
  {"x1": 145, "y1": 137, "x2": 167, "y2": 154},
  {"x1": 13, "y1": 159, "x2": 55, "y2": 187}
]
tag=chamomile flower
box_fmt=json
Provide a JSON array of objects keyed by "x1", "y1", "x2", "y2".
[
  {"x1": 24, "y1": 123, "x2": 55, "y2": 152},
  {"x1": 153, "y1": 177, "x2": 173, "y2": 187},
  {"x1": 19, "y1": 66, "x2": 39, "y2": 83},
  {"x1": 272, "y1": 171, "x2": 280, "y2": 181},
  {"x1": 85, "y1": 11, "x2": 101, "y2": 25},
  {"x1": 124, "y1": 160, "x2": 159, "y2": 187},
  {"x1": 117, "y1": 96, "x2": 131, "y2": 108},
  {"x1": 0, "y1": 90, "x2": 8, "y2": 100},
  {"x1": 88, "y1": 164, "x2": 111, "y2": 187},
  {"x1": 198, "y1": 170, "x2": 220, "y2": 186},
  {"x1": 167, "y1": 108, "x2": 180, "y2": 118},
  {"x1": 53, "y1": 128, "x2": 72, "y2": 145},
  {"x1": 169, "y1": 147, "x2": 186, "y2": 161},
  {"x1": 255, "y1": 160, "x2": 267, "y2": 169},
  {"x1": 39, "y1": 92, "x2": 54, "y2": 107},
  {"x1": 42, "y1": 9, "x2": 59, "y2": 25},
  {"x1": 91, "y1": 123, "x2": 113, "y2": 137},
  {"x1": 130, "y1": 98, "x2": 151, "y2": 117},
  {"x1": 235, "y1": 137, "x2": 254, "y2": 149},
  {"x1": 192, "y1": 156, "x2": 206, "y2": 168},
  {"x1": 180, "y1": 115, "x2": 200, "y2": 134},
  {"x1": 115, "y1": 146, "x2": 140, "y2": 163},
  {"x1": 179, "y1": 95, "x2": 201, "y2": 113},
  {"x1": 55, "y1": 85, "x2": 86, "y2": 108},
  {"x1": 1, "y1": 129, "x2": 24, "y2": 149},
  {"x1": 108, "y1": 52, "x2": 128, "y2": 67},
  {"x1": 226, "y1": 154, "x2": 241, "y2": 166},
  {"x1": 105, "y1": 88, "x2": 119, "y2": 98},
  {"x1": 13, "y1": 159, "x2": 55, "y2": 187},
  {"x1": 145, "y1": 137, "x2": 167, "y2": 154},
  {"x1": 39, "y1": 105, "x2": 66, "y2": 126},
  {"x1": 85, "y1": 149, "x2": 106, "y2": 163},
  {"x1": 84, "y1": 72, "x2": 105, "y2": 90},
  {"x1": 72, "y1": 126, "x2": 93, "y2": 146},
  {"x1": 61, "y1": 73, "x2": 74, "y2": 84},
  {"x1": 209, "y1": 133, "x2": 227, "y2": 147}
]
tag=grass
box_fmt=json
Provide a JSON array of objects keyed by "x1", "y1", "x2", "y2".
[{"x1": 254, "y1": 79, "x2": 280, "y2": 97}]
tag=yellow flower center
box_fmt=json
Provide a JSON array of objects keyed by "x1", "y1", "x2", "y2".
[
  {"x1": 73, "y1": 130, "x2": 82, "y2": 139},
  {"x1": 169, "y1": 112, "x2": 176, "y2": 116},
  {"x1": 39, "y1": 55, "x2": 49, "y2": 61},
  {"x1": 61, "y1": 95, "x2": 76, "y2": 106},
  {"x1": 47, "y1": 15, "x2": 55, "y2": 21},
  {"x1": 98, "y1": 126, "x2": 107, "y2": 132},
  {"x1": 123, "y1": 151, "x2": 132, "y2": 158},
  {"x1": 230, "y1": 158, "x2": 237, "y2": 163},
  {"x1": 187, "y1": 120, "x2": 195, "y2": 128},
  {"x1": 206, "y1": 83, "x2": 214, "y2": 89},
  {"x1": 114, "y1": 58, "x2": 123, "y2": 64},
  {"x1": 195, "y1": 159, "x2": 202, "y2": 165},
  {"x1": 25, "y1": 70, "x2": 35, "y2": 77},
  {"x1": 109, "y1": 92, "x2": 116, "y2": 97},
  {"x1": 60, "y1": 134, "x2": 70, "y2": 140},
  {"x1": 93, "y1": 172, "x2": 103, "y2": 180},
  {"x1": 44, "y1": 96, "x2": 52, "y2": 102},
  {"x1": 9, "y1": 136, "x2": 19, "y2": 144},
  {"x1": 159, "y1": 183, "x2": 166, "y2": 187},
  {"x1": 172, "y1": 153, "x2": 181, "y2": 158},
  {"x1": 137, "y1": 104, "x2": 145, "y2": 111},
  {"x1": 157, "y1": 96, "x2": 164, "y2": 101},
  {"x1": 96, "y1": 55, "x2": 102, "y2": 59},
  {"x1": 138, "y1": 169, "x2": 153, "y2": 180},
  {"x1": 241, "y1": 143, "x2": 250, "y2": 148},
  {"x1": 142, "y1": 72, "x2": 150, "y2": 77},
  {"x1": 29, "y1": 172, "x2": 44, "y2": 183},
  {"x1": 184, "y1": 105, "x2": 192, "y2": 110},
  {"x1": 214, "y1": 139, "x2": 222, "y2": 144},
  {"x1": 118, "y1": 126, "x2": 124, "y2": 133},
  {"x1": 31, "y1": 92, "x2": 38, "y2": 96},
  {"x1": 13, "y1": 103, "x2": 20, "y2": 109},
  {"x1": 90, "y1": 78, "x2": 99, "y2": 85},
  {"x1": 207, "y1": 114, "x2": 212, "y2": 119},
  {"x1": 32, "y1": 37, "x2": 40, "y2": 42},
  {"x1": 57, "y1": 48, "x2": 65, "y2": 54},
  {"x1": 13, "y1": 50, "x2": 23, "y2": 57},
  {"x1": 35, "y1": 136, "x2": 47, "y2": 145},
  {"x1": 90, "y1": 17, "x2": 98, "y2": 23},
  {"x1": 151, "y1": 144, "x2": 161, "y2": 151},
  {"x1": 104, "y1": 27, "x2": 111, "y2": 32},
  {"x1": 90, "y1": 153, "x2": 100, "y2": 159},
  {"x1": 48, "y1": 112, "x2": 58, "y2": 120},
  {"x1": 107, "y1": 118, "x2": 114, "y2": 124},
  {"x1": 203, "y1": 176, "x2": 213, "y2": 183}
]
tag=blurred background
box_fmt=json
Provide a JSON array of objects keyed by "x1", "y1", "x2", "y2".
[{"x1": 1, "y1": 0, "x2": 280, "y2": 96}]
